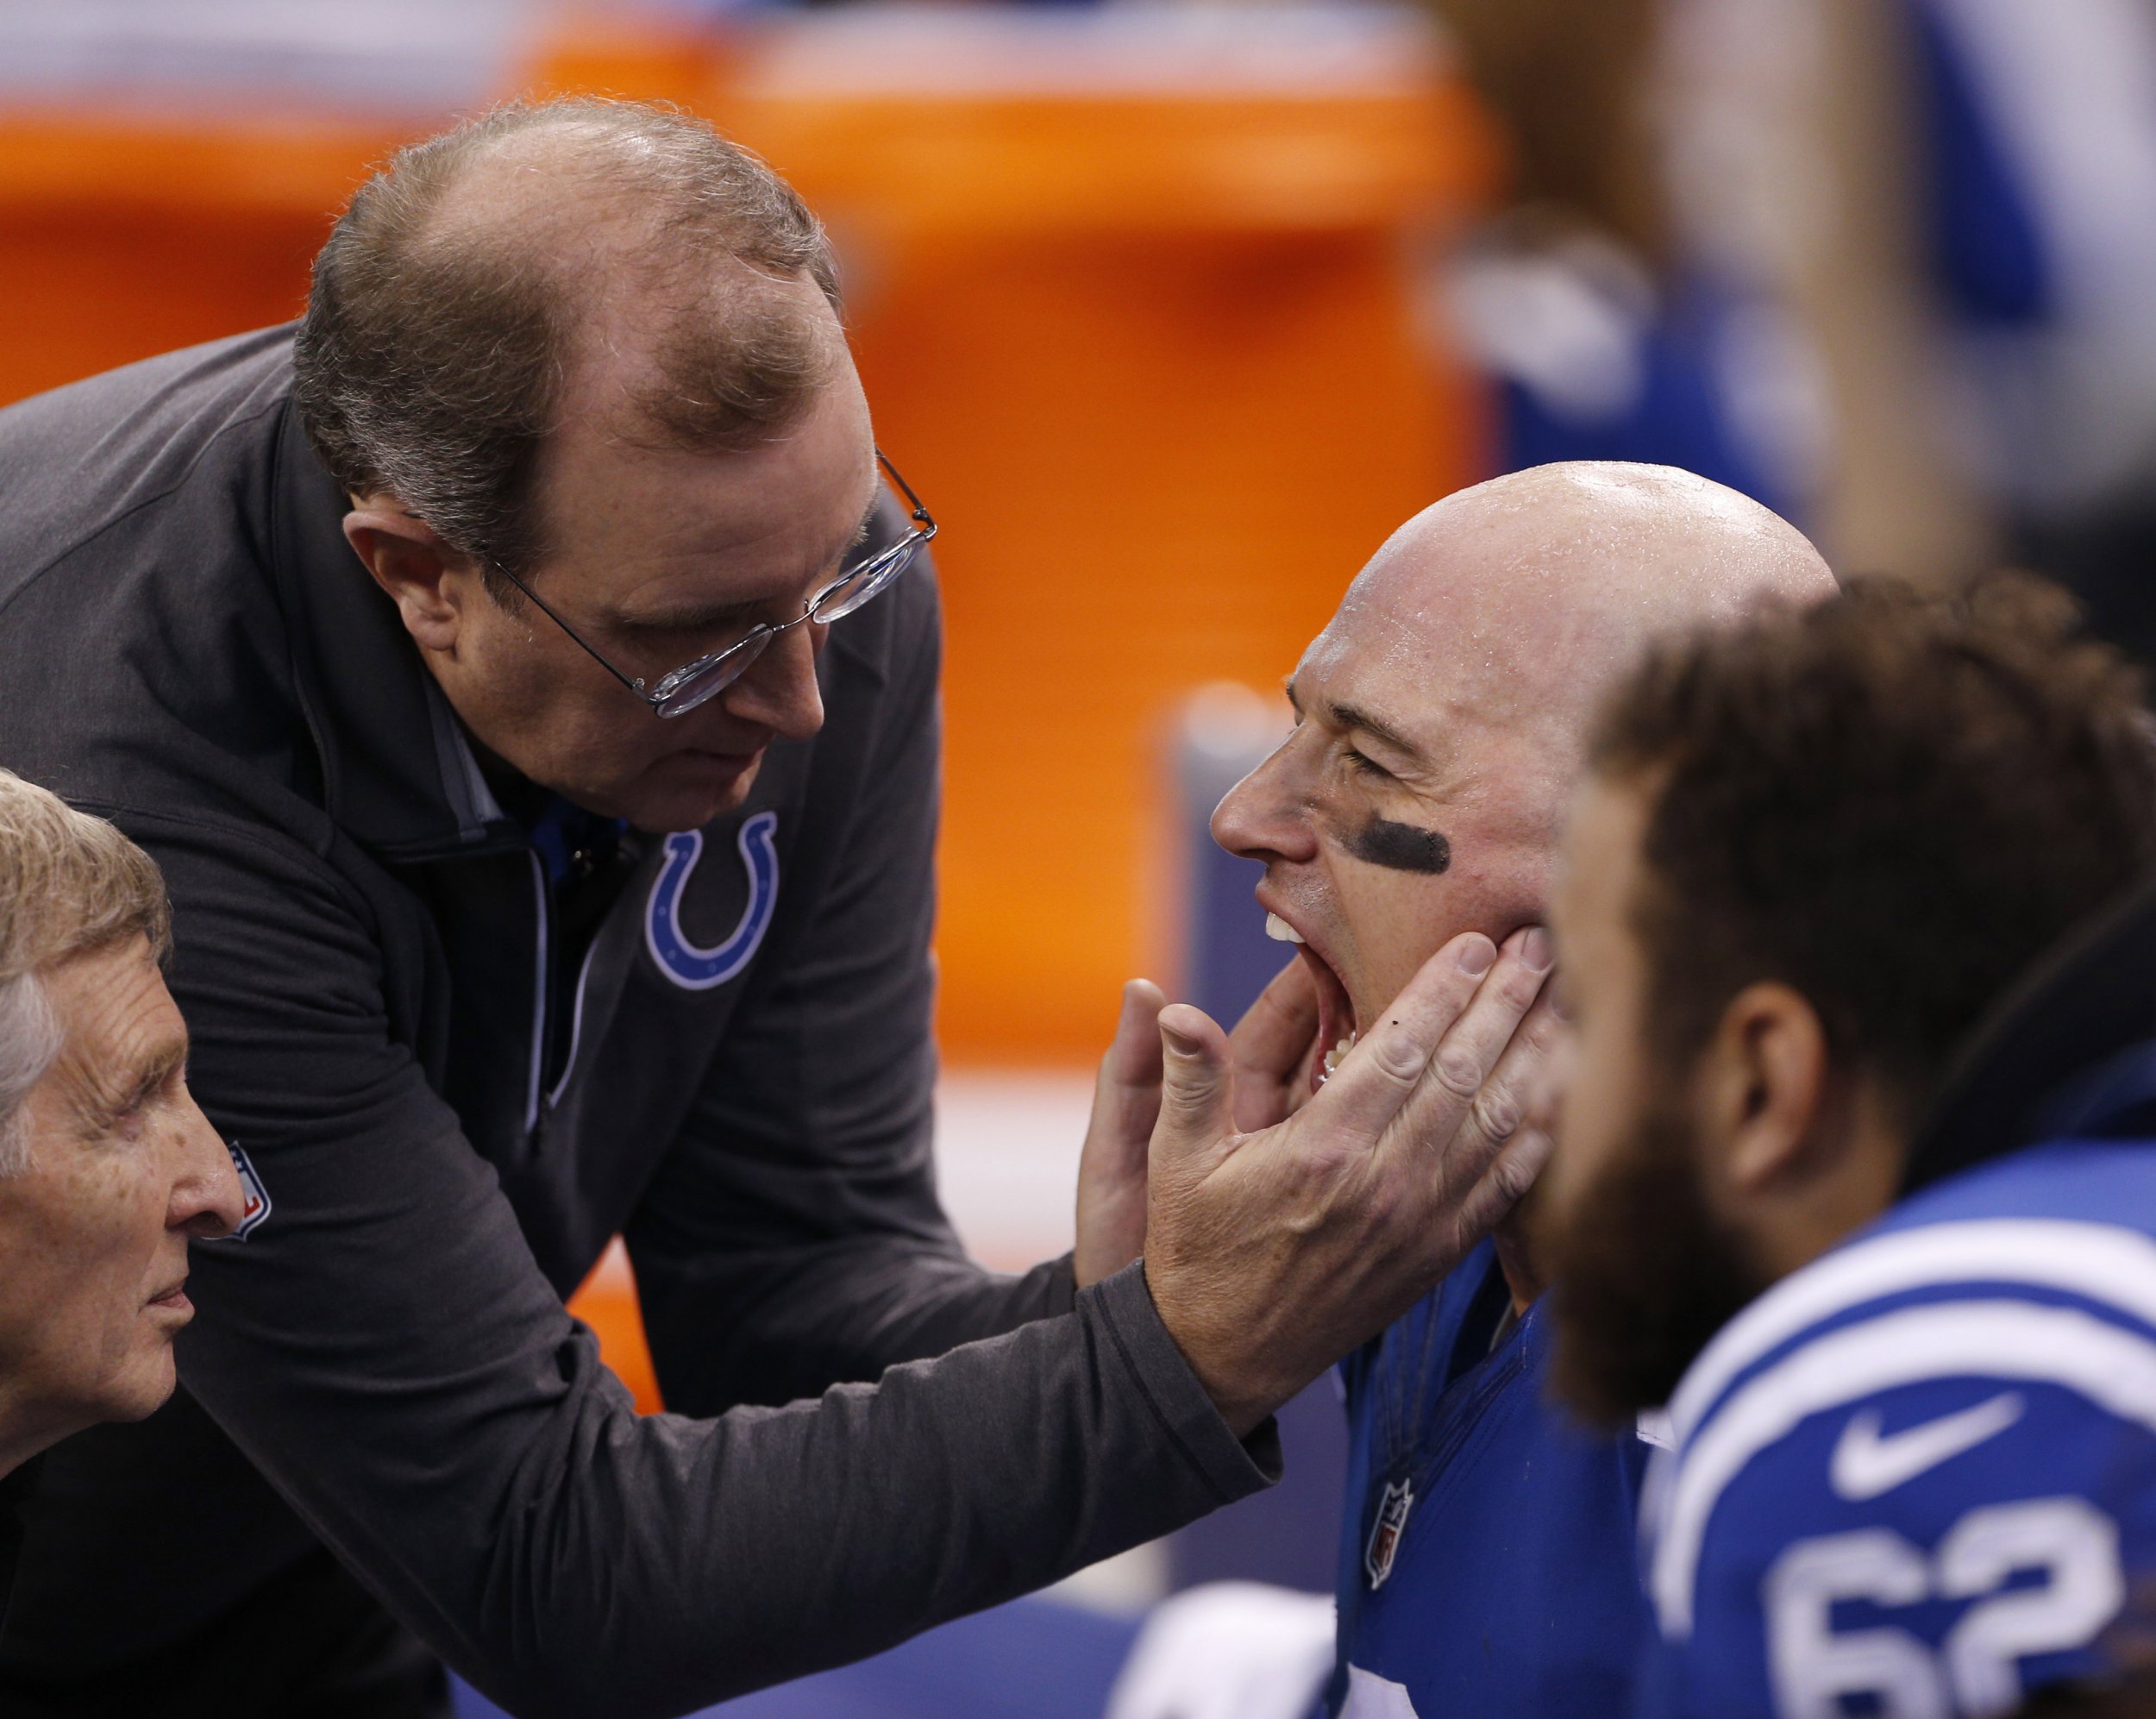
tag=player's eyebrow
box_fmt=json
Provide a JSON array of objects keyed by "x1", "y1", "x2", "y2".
[{"x1": 1318, "y1": 692, "x2": 1432, "y2": 769}]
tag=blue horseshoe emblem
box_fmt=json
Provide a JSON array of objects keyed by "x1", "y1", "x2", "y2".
[{"x1": 644, "y1": 811, "x2": 780, "y2": 991}]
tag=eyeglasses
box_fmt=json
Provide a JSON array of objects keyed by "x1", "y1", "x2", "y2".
[{"x1": 492, "y1": 451, "x2": 937, "y2": 719}]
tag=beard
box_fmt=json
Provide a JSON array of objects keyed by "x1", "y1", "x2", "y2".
[{"x1": 1533, "y1": 1102, "x2": 1769, "y2": 1428}]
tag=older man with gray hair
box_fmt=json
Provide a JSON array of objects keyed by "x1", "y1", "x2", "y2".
[{"x1": 0, "y1": 769, "x2": 244, "y2": 1616}]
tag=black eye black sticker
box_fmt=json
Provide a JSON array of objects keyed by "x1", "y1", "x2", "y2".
[{"x1": 1348, "y1": 816, "x2": 1451, "y2": 875}]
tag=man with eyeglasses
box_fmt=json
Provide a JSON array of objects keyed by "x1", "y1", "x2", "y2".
[{"x1": 0, "y1": 98, "x2": 1550, "y2": 1719}]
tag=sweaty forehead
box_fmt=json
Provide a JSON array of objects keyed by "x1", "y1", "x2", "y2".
[
  {"x1": 1305, "y1": 463, "x2": 1831, "y2": 737},
  {"x1": 1288, "y1": 610, "x2": 1507, "y2": 801},
  {"x1": 1294, "y1": 543, "x2": 1557, "y2": 752}
]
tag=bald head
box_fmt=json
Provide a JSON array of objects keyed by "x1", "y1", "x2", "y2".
[
  {"x1": 1214, "y1": 461, "x2": 1834, "y2": 1057},
  {"x1": 1341, "y1": 461, "x2": 1835, "y2": 741}
]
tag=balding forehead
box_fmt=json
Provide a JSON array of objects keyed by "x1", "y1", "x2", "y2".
[
  {"x1": 1360, "y1": 463, "x2": 1825, "y2": 608},
  {"x1": 412, "y1": 118, "x2": 843, "y2": 430},
  {"x1": 419, "y1": 116, "x2": 662, "y2": 221},
  {"x1": 1398, "y1": 461, "x2": 1814, "y2": 558},
  {"x1": 1332, "y1": 461, "x2": 1834, "y2": 731}
]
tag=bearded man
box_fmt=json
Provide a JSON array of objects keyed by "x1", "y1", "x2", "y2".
[{"x1": 1536, "y1": 576, "x2": 2156, "y2": 1717}]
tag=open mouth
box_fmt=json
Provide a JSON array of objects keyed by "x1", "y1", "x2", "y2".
[{"x1": 1265, "y1": 911, "x2": 1358, "y2": 1091}]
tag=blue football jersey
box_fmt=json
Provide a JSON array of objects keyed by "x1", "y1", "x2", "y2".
[
  {"x1": 1639, "y1": 1135, "x2": 2156, "y2": 1718},
  {"x1": 1329, "y1": 1241, "x2": 1656, "y2": 1717}
]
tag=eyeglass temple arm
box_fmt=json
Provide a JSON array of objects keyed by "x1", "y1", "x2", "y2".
[
  {"x1": 875, "y1": 449, "x2": 936, "y2": 534},
  {"x1": 491, "y1": 561, "x2": 655, "y2": 700}
]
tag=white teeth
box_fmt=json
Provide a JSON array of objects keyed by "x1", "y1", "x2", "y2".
[
  {"x1": 1265, "y1": 913, "x2": 1305, "y2": 944},
  {"x1": 1319, "y1": 1029, "x2": 1359, "y2": 1080}
]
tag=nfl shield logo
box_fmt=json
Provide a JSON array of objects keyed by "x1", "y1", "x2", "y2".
[
  {"x1": 1364, "y1": 1477, "x2": 1414, "y2": 1590},
  {"x1": 226, "y1": 1141, "x2": 271, "y2": 1239}
]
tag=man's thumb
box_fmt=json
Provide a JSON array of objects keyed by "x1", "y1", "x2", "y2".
[{"x1": 1153, "y1": 1002, "x2": 1233, "y2": 1166}]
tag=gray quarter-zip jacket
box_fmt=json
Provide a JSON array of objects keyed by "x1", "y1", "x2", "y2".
[{"x1": 0, "y1": 330, "x2": 1273, "y2": 1719}]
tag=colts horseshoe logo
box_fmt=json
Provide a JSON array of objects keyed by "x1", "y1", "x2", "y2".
[{"x1": 644, "y1": 812, "x2": 780, "y2": 991}]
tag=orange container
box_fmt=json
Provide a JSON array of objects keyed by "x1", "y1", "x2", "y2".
[{"x1": 0, "y1": 112, "x2": 400, "y2": 408}]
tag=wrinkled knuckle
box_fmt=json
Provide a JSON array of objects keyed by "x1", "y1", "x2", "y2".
[
  {"x1": 1369, "y1": 1028, "x2": 1428, "y2": 1087},
  {"x1": 1470, "y1": 1087, "x2": 1522, "y2": 1145},
  {"x1": 1491, "y1": 1141, "x2": 1547, "y2": 1204},
  {"x1": 1489, "y1": 1158, "x2": 1528, "y2": 1204},
  {"x1": 1166, "y1": 1073, "x2": 1222, "y2": 1112},
  {"x1": 1432, "y1": 1045, "x2": 1483, "y2": 1099}
]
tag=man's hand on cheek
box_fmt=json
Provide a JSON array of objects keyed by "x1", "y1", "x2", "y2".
[
  {"x1": 1140, "y1": 927, "x2": 1558, "y2": 1436},
  {"x1": 1074, "y1": 958, "x2": 1322, "y2": 1288}
]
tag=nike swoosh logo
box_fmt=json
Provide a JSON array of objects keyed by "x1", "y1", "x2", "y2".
[{"x1": 1830, "y1": 1390, "x2": 2026, "y2": 1501}]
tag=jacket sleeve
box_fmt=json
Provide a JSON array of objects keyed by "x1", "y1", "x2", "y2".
[
  {"x1": 138, "y1": 807, "x2": 1275, "y2": 1719},
  {"x1": 627, "y1": 562, "x2": 1088, "y2": 1415}
]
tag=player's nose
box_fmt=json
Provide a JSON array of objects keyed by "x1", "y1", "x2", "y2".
[{"x1": 1213, "y1": 744, "x2": 1317, "y2": 865}]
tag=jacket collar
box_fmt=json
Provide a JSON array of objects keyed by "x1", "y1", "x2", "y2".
[
  {"x1": 1902, "y1": 874, "x2": 2156, "y2": 1195},
  {"x1": 267, "y1": 394, "x2": 521, "y2": 861}
]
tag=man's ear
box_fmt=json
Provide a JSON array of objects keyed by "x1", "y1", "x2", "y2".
[
  {"x1": 1692, "y1": 982, "x2": 1832, "y2": 1195},
  {"x1": 342, "y1": 500, "x2": 478, "y2": 653}
]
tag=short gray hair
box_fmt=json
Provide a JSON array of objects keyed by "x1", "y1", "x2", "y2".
[
  {"x1": 293, "y1": 97, "x2": 842, "y2": 591},
  {"x1": 0, "y1": 772, "x2": 172, "y2": 1175}
]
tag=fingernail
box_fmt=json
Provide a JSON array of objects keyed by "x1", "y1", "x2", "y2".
[
  {"x1": 1160, "y1": 1021, "x2": 1200, "y2": 1057},
  {"x1": 1455, "y1": 935, "x2": 1496, "y2": 977},
  {"x1": 1519, "y1": 928, "x2": 1553, "y2": 972}
]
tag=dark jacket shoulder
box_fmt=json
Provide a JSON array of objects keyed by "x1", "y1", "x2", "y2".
[
  {"x1": 0, "y1": 328, "x2": 295, "y2": 594},
  {"x1": 0, "y1": 329, "x2": 314, "y2": 827}
]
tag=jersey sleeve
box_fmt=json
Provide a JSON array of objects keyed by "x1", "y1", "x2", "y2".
[
  {"x1": 133, "y1": 804, "x2": 1273, "y2": 1719},
  {"x1": 1644, "y1": 1276, "x2": 2156, "y2": 1719}
]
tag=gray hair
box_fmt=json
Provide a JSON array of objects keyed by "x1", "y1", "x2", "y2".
[
  {"x1": 0, "y1": 772, "x2": 172, "y2": 1175},
  {"x1": 292, "y1": 97, "x2": 842, "y2": 593}
]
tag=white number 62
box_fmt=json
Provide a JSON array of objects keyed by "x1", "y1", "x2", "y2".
[{"x1": 1764, "y1": 1496, "x2": 2124, "y2": 1718}]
